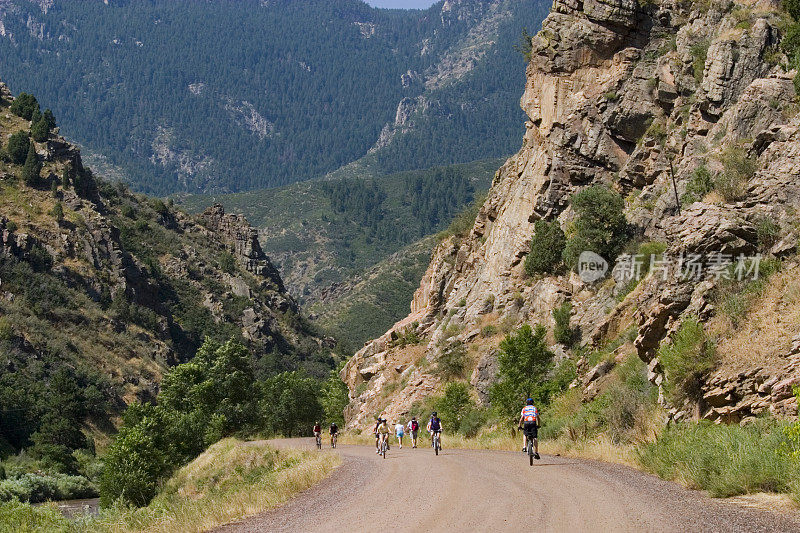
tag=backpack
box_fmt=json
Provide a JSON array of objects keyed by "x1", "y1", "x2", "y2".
[
  {"x1": 430, "y1": 417, "x2": 440, "y2": 431},
  {"x1": 411, "y1": 420, "x2": 419, "y2": 431}
]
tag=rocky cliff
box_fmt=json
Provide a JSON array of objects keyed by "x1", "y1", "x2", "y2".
[
  {"x1": 342, "y1": 0, "x2": 800, "y2": 428},
  {"x1": 0, "y1": 82, "x2": 330, "y2": 414}
]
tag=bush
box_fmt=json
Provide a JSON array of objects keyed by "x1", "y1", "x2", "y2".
[
  {"x1": 0, "y1": 472, "x2": 96, "y2": 503},
  {"x1": 9, "y1": 93, "x2": 38, "y2": 120},
  {"x1": 638, "y1": 419, "x2": 796, "y2": 497},
  {"x1": 218, "y1": 251, "x2": 237, "y2": 274},
  {"x1": 552, "y1": 301, "x2": 575, "y2": 346},
  {"x1": 658, "y1": 318, "x2": 716, "y2": 405},
  {"x1": 691, "y1": 41, "x2": 710, "y2": 84},
  {"x1": 525, "y1": 220, "x2": 565, "y2": 275},
  {"x1": 6, "y1": 131, "x2": 30, "y2": 165},
  {"x1": 714, "y1": 146, "x2": 756, "y2": 202},
  {"x1": 681, "y1": 165, "x2": 713, "y2": 206},
  {"x1": 50, "y1": 202, "x2": 64, "y2": 223},
  {"x1": 755, "y1": 216, "x2": 781, "y2": 251},
  {"x1": 436, "y1": 341, "x2": 467, "y2": 379},
  {"x1": 563, "y1": 185, "x2": 628, "y2": 269},
  {"x1": 434, "y1": 382, "x2": 474, "y2": 434}
]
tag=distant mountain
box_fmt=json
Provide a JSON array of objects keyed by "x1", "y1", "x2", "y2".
[{"x1": 0, "y1": 0, "x2": 549, "y2": 195}]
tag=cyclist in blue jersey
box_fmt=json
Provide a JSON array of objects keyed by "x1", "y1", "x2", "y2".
[{"x1": 427, "y1": 412, "x2": 443, "y2": 449}]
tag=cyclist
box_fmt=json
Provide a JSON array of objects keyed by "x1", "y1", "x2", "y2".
[
  {"x1": 395, "y1": 420, "x2": 405, "y2": 449},
  {"x1": 376, "y1": 417, "x2": 390, "y2": 454},
  {"x1": 427, "y1": 412, "x2": 442, "y2": 449},
  {"x1": 329, "y1": 421, "x2": 339, "y2": 447},
  {"x1": 518, "y1": 398, "x2": 540, "y2": 460},
  {"x1": 313, "y1": 422, "x2": 322, "y2": 447},
  {"x1": 406, "y1": 417, "x2": 420, "y2": 448},
  {"x1": 373, "y1": 416, "x2": 382, "y2": 452}
]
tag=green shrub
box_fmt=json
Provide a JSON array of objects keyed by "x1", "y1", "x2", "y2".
[
  {"x1": 681, "y1": 165, "x2": 713, "y2": 206},
  {"x1": 50, "y1": 202, "x2": 64, "y2": 223},
  {"x1": 563, "y1": 185, "x2": 629, "y2": 269},
  {"x1": 9, "y1": 93, "x2": 38, "y2": 120},
  {"x1": 552, "y1": 301, "x2": 575, "y2": 346},
  {"x1": 638, "y1": 419, "x2": 796, "y2": 497},
  {"x1": 755, "y1": 216, "x2": 781, "y2": 251},
  {"x1": 6, "y1": 131, "x2": 30, "y2": 165},
  {"x1": 691, "y1": 41, "x2": 710, "y2": 84},
  {"x1": 434, "y1": 382, "x2": 474, "y2": 434},
  {"x1": 218, "y1": 251, "x2": 237, "y2": 274},
  {"x1": 658, "y1": 318, "x2": 716, "y2": 405},
  {"x1": 436, "y1": 341, "x2": 467, "y2": 379},
  {"x1": 481, "y1": 324, "x2": 497, "y2": 338},
  {"x1": 714, "y1": 146, "x2": 756, "y2": 202},
  {"x1": 0, "y1": 472, "x2": 96, "y2": 503},
  {"x1": 525, "y1": 219, "x2": 565, "y2": 275}
]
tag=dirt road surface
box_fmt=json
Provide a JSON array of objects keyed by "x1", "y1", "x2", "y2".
[{"x1": 216, "y1": 439, "x2": 800, "y2": 533}]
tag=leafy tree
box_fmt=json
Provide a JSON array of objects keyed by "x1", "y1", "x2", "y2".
[
  {"x1": 259, "y1": 371, "x2": 323, "y2": 437},
  {"x1": 320, "y1": 366, "x2": 349, "y2": 427},
  {"x1": 525, "y1": 219, "x2": 565, "y2": 275},
  {"x1": 434, "y1": 382, "x2": 474, "y2": 434},
  {"x1": 22, "y1": 143, "x2": 42, "y2": 187},
  {"x1": 9, "y1": 93, "x2": 38, "y2": 120},
  {"x1": 563, "y1": 185, "x2": 628, "y2": 269},
  {"x1": 489, "y1": 324, "x2": 555, "y2": 423},
  {"x1": 7, "y1": 131, "x2": 30, "y2": 165}
]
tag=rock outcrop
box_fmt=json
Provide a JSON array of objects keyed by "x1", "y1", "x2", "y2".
[{"x1": 343, "y1": 0, "x2": 800, "y2": 428}]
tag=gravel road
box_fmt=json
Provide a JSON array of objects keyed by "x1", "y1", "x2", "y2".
[{"x1": 216, "y1": 439, "x2": 800, "y2": 533}]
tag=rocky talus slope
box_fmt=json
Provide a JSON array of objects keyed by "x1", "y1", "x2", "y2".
[
  {"x1": 0, "y1": 80, "x2": 328, "y2": 413},
  {"x1": 342, "y1": 0, "x2": 800, "y2": 428}
]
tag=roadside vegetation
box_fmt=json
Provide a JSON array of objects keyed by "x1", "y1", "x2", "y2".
[{"x1": 0, "y1": 439, "x2": 340, "y2": 533}]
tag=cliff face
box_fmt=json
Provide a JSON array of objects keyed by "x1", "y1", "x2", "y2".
[
  {"x1": 343, "y1": 0, "x2": 800, "y2": 428},
  {"x1": 0, "y1": 82, "x2": 328, "y2": 412}
]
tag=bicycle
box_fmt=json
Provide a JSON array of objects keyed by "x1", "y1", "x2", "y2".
[
  {"x1": 432, "y1": 431, "x2": 441, "y2": 456},
  {"x1": 379, "y1": 434, "x2": 388, "y2": 458},
  {"x1": 331, "y1": 433, "x2": 337, "y2": 449},
  {"x1": 315, "y1": 433, "x2": 322, "y2": 450},
  {"x1": 520, "y1": 426, "x2": 539, "y2": 466}
]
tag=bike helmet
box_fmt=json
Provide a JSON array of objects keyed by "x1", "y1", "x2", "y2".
[
  {"x1": 526, "y1": 398, "x2": 534, "y2": 405},
  {"x1": 432, "y1": 411, "x2": 437, "y2": 417}
]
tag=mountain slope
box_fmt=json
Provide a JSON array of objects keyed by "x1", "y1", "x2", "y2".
[
  {"x1": 342, "y1": 0, "x2": 800, "y2": 429},
  {"x1": 0, "y1": 82, "x2": 329, "y2": 460},
  {"x1": 0, "y1": 0, "x2": 549, "y2": 194}
]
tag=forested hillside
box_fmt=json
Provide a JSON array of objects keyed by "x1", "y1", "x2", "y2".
[
  {"x1": 0, "y1": 0, "x2": 549, "y2": 194},
  {"x1": 181, "y1": 158, "x2": 502, "y2": 349},
  {"x1": 0, "y1": 84, "x2": 336, "y2": 503}
]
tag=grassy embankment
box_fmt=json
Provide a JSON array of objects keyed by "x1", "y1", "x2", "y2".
[{"x1": 0, "y1": 439, "x2": 340, "y2": 533}]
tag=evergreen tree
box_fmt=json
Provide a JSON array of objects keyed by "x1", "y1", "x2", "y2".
[
  {"x1": 7, "y1": 131, "x2": 30, "y2": 164},
  {"x1": 31, "y1": 117, "x2": 50, "y2": 142},
  {"x1": 22, "y1": 143, "x2": 42, "y2": 186},
  {"x1": 42, "y1": 109, "x2": 56, "y2": 130},
  {"x1": 9, "y1": 93, "x2": 38, "y2": 120}
]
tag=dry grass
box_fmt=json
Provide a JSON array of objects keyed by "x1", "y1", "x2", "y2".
[
  {"x1": 73, "y1": 439, "x2": 340, "y2": 533},
  {"x1": 708, "y1": 265, "x2": 800, "y2": 375}
]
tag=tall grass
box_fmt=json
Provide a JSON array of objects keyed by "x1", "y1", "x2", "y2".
[
  {"x1": 0, "y1": 439, "x2": 340, "y2": 533},
  {"x1": 637, "y1": 420, "x2": 799, "y2": 498}
]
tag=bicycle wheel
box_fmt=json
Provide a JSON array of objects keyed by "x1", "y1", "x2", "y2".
[
  {"x1": 529, "y1": 442, "x2": 533, "y2": 466},
  {"x1": 434, "y1": 435, "x2": 439, "y2": 456}
]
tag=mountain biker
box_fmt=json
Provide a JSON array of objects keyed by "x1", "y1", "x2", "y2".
[
  {"x1": 518, "y1": 398, "x2": 540, "y2": 460},
  {"x1": 313, "y1": 422, "x2": 322, "y2": 446},
  {"x1": 376, "y1": 418, "x2": 390, "y2": 454},
  {"x1": 406, "y1": 417, "x2": 420, "y2": 448},
  {"x1": 395, "y1": 420, "x2": 405, "y2": 449},
  {"x1": 329, "y1": 421, "x2": 339, "y2": 447},
  {"x1": 427, "y1": 412, "x2": 442, "y2": 449},
  {"x1": 373, "y1": 416, "x2": 382, "y2": 452}
]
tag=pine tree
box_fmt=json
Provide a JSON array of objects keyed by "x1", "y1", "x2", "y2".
[
  {"x1": 30, "y1": 105, "x2": 42, "y2": 125},
  {"x1": 42, "y1": 109, "x2": 56, "y2": 130},
  {"x1": 22, "y1": 143, "x2": 42, "y2": 187},
  {"x1": 7, "y1": 131, "x2": 30, "y2": 165},
  {"x1": 61, "y1": 167, "x2": 71, "y2": 189},
  {"x1": 31, "y1": 117, "x2": 50, "y2": 142}
]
